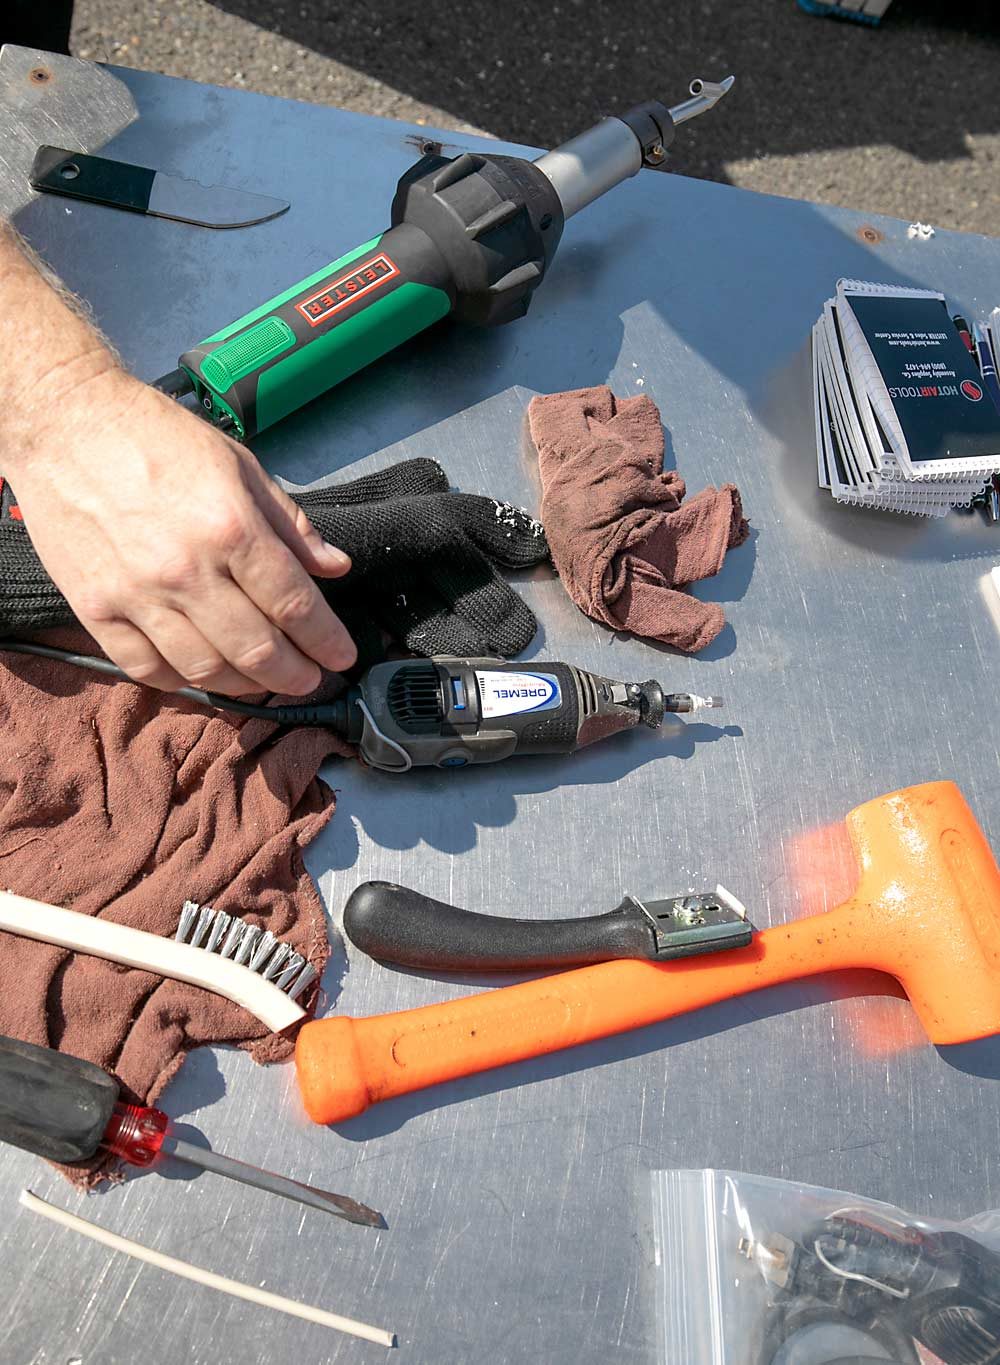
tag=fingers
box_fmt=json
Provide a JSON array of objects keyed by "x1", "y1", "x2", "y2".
[
  {"x1": 78, "y1": 616, "x2": 191, "y2": 693},
  {"x1": 253, "y1": 476, "x2": 352, "y2": 581},
  {"x1": 168, "y1": 581, "x2": 322, "y2": 696},
  {"x1": 227, "y1": 515, "x2": 357, "y2": 682},
  {"x1": 5, "y1": 371, "x2": 362, "y2": 695},
  {"x1": 84, "y1": 604, "x2": 277, "y2": 697},
  {"x1": 317, "y1": 588, "x2": 388, "y2": 671},
  {"x1": 84, "y1": 492, "x2": 357, "y2": 695},
  {"x1": 81, "y1": 577, "x2": 346, "y2": 699},
  {"x1": 137, "y1": 602, "x2": 298, "y2": 696}
]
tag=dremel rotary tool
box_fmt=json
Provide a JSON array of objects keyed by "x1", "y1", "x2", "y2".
[
  {"x1": 0, "y1": 640, "x2": 720, "y2": 774},
  {"x1": 331, "y1": 657, "x2": 721, "y2": 772},
  {"x1": 158, "y1": 77, "x2": 734, "y2": 438}
]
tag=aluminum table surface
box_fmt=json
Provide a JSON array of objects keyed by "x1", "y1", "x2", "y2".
[{"x1": 2, "y1": 45, "x2": 1000, "y2": 1365}]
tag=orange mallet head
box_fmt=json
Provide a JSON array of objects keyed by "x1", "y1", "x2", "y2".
[{"x1": 295, "y1": 781, "x2": 1000, "y2": 1125}]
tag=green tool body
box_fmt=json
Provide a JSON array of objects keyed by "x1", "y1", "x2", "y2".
[
  {"x1": 174, "y1": 78, "x2": 734, "y2": 440},
  {"x1": 182, "y1": 229, "x2": 453, "y2": 435}
]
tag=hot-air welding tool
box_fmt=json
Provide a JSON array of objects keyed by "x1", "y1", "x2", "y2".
[
  {"x1": 154, "y1": 78, "x2": 734, "y2": 438},
  {"x1": 0, "y1": 642, "x2": 720, "y2": 773}
]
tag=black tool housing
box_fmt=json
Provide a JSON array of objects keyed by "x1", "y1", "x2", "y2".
[{"x1": 391, "y1": 151, "x2": 565, "y2": 325}]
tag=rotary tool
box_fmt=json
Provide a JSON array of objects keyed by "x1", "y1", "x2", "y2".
[
  {"x1": 332, "y1": 657, "x2": 719, "y2": 772},
  {"x1": 156, "y1": 76, "x2": 735, "y2": 439},
  {"x1": 0, "y1": 640, "x2": 720, "y2": 773}
]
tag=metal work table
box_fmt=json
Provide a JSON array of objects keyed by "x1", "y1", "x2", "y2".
[{"x1": 3, "y1": 44, "x2": 1000, "y2": 1365}]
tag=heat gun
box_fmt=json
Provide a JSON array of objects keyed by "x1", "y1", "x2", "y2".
[{"x1": 158, "y1": 77, "x2": 734, "y2": 438}]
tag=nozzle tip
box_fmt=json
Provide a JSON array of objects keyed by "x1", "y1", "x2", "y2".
[
  {"x1": 690, "y1": 75, "x2": 735, "y2": 98},
  {"x1": 670, "y1": 75, "x2": 736, "y2": 125}
]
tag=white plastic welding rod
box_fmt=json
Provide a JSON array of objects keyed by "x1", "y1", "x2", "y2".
[{"x1": 20, "y1": 1191, "x2": 395, "y2": 1348}]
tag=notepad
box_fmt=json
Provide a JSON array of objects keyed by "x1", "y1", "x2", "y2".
[{"x1": 812, "y1": 280, "x2": 1000, "y2": 515}]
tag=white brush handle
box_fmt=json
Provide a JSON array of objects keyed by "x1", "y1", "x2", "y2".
[{"x1": 0, "y1": 890, "x2": 305, "y2": 1032}]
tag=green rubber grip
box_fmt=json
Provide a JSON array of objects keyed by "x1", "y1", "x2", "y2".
[{"x1": 179, "y1": 227, "x2": 453, "y2": 439}]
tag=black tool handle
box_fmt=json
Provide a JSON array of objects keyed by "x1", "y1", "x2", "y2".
[
  {"x1": 343, "y1": 881, "x2": 653, "y2": 971},
  {"x1": 0, "y1": 1035, "x2": 118, "y2": 1163}
]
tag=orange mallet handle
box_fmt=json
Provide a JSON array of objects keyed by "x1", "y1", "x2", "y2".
[{"x1": 295, "y1": 914, "x2": 865, "y2": 1124}]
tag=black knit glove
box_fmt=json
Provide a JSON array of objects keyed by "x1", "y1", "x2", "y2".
[{"x1": 0, "y1": 459, "x2": 550, "y2": 661}]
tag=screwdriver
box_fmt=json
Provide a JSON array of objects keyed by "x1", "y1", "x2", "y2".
[{"x1": 0, "y1": 1034, "x2": 382, "y2": 1228}]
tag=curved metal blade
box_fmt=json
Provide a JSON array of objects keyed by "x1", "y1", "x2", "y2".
[{"x1": 147, "y1": 172, "x2": 289, "y2": 228}]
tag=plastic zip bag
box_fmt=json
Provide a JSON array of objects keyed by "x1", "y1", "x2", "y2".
[{"x1": 651, "y1": 1169, "x2": 1000, "y2": 1365}]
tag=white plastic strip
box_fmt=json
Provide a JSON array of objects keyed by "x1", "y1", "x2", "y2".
[
  {"x1": 0, "y1": 891, "x2": 305, "y2": 1032},
  {"x1": 20, "y1": 1191, "x2": 395, "y2": 1349}
]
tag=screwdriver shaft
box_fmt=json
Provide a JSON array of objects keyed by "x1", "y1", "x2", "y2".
[{"x1": 160, "y1": 1135, "x2": 384, "y2": 1227}]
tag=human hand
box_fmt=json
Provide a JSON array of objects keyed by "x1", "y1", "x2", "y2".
[{"x1": 5, "y1": 369, "x2": 357, "y2": 695}]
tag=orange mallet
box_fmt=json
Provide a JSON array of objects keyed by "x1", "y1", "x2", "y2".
[{"x1": 295, "y1": 781, "x2": 1000, "y2": 1125}]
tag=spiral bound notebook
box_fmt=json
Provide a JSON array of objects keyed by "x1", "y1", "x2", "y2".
[{"x1": 812, "y1": 280, "x2": 1000, "y2": 515}]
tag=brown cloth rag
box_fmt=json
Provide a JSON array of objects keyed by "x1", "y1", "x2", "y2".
[
  {"x1": 0, "y1": 629, "x2": 350, "y2": 1184},
  {"x1": 528, "y1": 386, "x2": 749, "y2": 652}
]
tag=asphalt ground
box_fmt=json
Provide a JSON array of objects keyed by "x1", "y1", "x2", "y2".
[{"x1": 66, "y1": 0, "x2": 1000, "y2": 238}]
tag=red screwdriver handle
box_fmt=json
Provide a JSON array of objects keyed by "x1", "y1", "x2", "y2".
[{"x1": 103, "y1": 1103, "x2": 168, "y2": 1166}]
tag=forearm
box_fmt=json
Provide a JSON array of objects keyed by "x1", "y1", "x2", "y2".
[
  {"x1": 0, "y1": 223, "x2": 355, "y2": 689},
  {"x1": 0, "y1": 222, "x2": 127, "y2": 475}
]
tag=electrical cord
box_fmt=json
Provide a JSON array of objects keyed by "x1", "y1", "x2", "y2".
[
  {"x1": 151, "y1": 368, "x2": 195, "y2": 399},
  {"x1": 0, "y1": 639, "x2": 352, "y2": 732}
]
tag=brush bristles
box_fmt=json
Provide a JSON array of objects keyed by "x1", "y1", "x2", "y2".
[{"x1": 175, "y1": 901, "x2": 318, "y2": 1000}]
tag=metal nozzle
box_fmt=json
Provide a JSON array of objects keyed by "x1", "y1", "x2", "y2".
[
  {"x1": 533, "y1": 74, "x2": 735, "y2": 220},
  {"x1": 668, "y1": 76, "x2": 735, "y2": 126}
]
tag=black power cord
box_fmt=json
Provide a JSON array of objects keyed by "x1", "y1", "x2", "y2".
[
  {"x1": 151, "y1": 368, "x2": 196, "y2": 399},
  {"x1": 0, "y1": 639, "x2": 352, "y2": 732}
]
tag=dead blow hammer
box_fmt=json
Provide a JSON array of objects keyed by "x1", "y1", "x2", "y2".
[
  {"x1": 159, "y1": 77, "x2": 734, "y2": 438},
  {"x1": 293, "y1": 783, "x2": 1000, "y2": 1124}
]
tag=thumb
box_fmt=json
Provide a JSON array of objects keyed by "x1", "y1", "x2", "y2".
[{"x1": 251, "y1": 472, "x2": 353, "y2": 580}]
